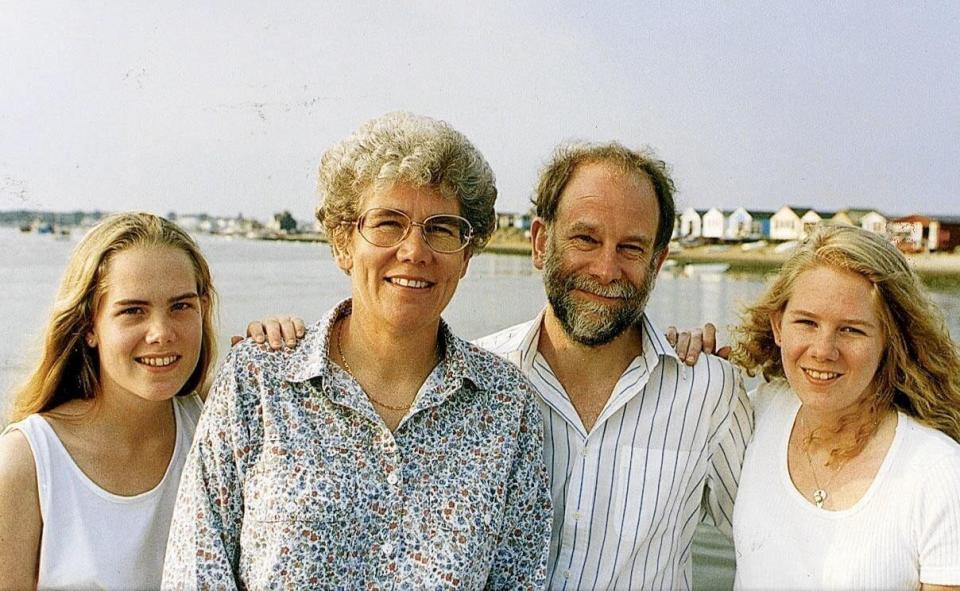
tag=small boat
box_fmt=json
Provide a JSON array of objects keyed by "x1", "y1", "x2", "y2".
[
  {"x1": 740, "y1": 240, "x2": 767, "y2": 251},
  {"x1": 683, "y1": 263, "x2": 730, "y2": 276}
]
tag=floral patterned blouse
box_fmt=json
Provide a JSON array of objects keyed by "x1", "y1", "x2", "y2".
[{"x1": 162, "y1": 300, "x2": 552, "y2": 590}]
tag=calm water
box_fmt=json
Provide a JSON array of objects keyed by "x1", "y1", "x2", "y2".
[{"x1": 2, "y1": 226, "x2": 959, "y2": 589}]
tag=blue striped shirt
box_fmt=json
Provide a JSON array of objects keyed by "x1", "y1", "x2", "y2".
[{"x1": 476, "y1": 310, "x2": 753, "y2": 590}]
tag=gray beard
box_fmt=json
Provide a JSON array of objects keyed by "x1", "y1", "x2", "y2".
[{"x1": 543, "y1": 240, "x2": 658, "y2": 347}]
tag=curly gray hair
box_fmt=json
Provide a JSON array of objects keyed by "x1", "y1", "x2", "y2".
[{"x1": 317, "y1": 112, "x2": 498, "y2": 253}]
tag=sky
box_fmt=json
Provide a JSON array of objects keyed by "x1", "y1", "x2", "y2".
[{"x1": 1, "y1": 1, "x2": 958, "y2": 222}]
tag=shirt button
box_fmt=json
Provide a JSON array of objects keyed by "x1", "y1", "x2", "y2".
[
  {"x1": 563, "y1": 569, "x2": 571, "y2": 579},
  {"x1": 573, "y1": 511, "x2": 582, "y2": 522},
  {"x1": 580, "y1": 447, "x2": 589, "y2": 457},
  {"x1": 387, "y1": 472, "x2": 399, "y2": 486},
  {"x1": 382, "y1": 542, "x2": 394, "y2": 557}
]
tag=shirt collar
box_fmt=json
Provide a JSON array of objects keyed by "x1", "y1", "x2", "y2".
[
  {"x1": 283, "y1": 299, "x2": 350, "y2": 384},
  {"x1": 284, "y1": 299, "x2": 488, "y2": 394}
]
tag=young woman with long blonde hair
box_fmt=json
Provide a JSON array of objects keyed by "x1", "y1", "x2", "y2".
[{"x1": 0, "y1": 212, "x2": 217, "y2": 590}]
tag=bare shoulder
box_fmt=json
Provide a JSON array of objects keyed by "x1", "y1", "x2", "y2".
[
  {"x1": 0, "y1": 429, "x2": 42, "y2": 591},
  {"x1": 0, "y1": 428, "x2": 39, "y2": 499}
]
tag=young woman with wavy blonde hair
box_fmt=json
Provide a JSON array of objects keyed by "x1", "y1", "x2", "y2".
[
  {"x1": 730, "y1": 224, "x2": 960, "y2": 590},
  {"x1": 0, "y1": 212, "x2": 217, "y2": 590}
]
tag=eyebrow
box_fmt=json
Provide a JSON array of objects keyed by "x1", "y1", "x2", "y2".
[
  {"x1": 788, "y1": 308, "x2": 878, "y2": 328},
  {"x1": 567, "y1": 221, "x2": 654, "y2": 246},
  {"x1": 112, "y1": 292, "x2": 199, "y2": 306}
]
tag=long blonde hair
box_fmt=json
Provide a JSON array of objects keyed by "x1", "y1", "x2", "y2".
[
  {"x1": 9, "y1": 212, "x2": 218, "y2": 422},
  {"x1": 731, "y1": 225, "x2": 960, "y2": 449}
]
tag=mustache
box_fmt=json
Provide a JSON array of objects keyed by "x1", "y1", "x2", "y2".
[{"x1": 565, "y1": 274, "x2": 640, "y2": 300}]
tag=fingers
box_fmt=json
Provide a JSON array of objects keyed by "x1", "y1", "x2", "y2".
[
  {"x1": 292, "y1": 317, "x2": 306, "y2": 339},
  {"x1": 264, "y1": 319, "x2": 287, "y2": 350},
  {"x1": 717, "y1": 345, "x2": 732, "y2": 360},
  {"x1": 683, "y1": 329, "x2": 703, "y2": 366},
  {"x1": 230, "y1": 336, "x2": 243, "y2": 347},
  {"x1": 275, "y1": 317, "x2": 300, "y2": 349},
  {"x1": 675, "y1": 331, "x2": 692, "y2": 364},
  {"x1": 665, "y1": 326, "x2": 678, "y2": 347},
  {"x1": 703, "y1": 323, "x2": 718, "y2": 355},
  {"x1": 246, "y1": 321, "x2": 268, "y2": 344},
  {"x1": 243, "y1": 316, "x2": 306, "y2": 351},
  {"x1": 670, "y1": 323, "x2": 727, "y2": 366}
]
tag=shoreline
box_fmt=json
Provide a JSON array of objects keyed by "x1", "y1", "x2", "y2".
[{"x1": 264, "y1": 233, "x2": 960, "y2": 281}]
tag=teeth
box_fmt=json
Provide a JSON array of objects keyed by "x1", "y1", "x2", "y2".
[
  {"x1": 391, "y1": 277, "x2": 430, "y2": 288},
  {"x1": 138, "y1": 356, "x2": 178, "y2": 367},
  {"x1": 805, "y1": 369, "x2": 839, "y2": 380}
]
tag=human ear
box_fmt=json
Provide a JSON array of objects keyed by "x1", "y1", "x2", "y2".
[
  {"x1": 333, "y1": 242, "x2": 353, "y2": 275},
  {"x1": 530, "y1": 218, "x2": 549, "y2": 270},
  {"x1": 459, "y1": 248, "x2": 472, "y2": 279},
  {"x1": 770, "y1": 310, "x2": 783, "y2": 347},
  {"x1": 652, "y1": 246, "x2": 670, "y2": 274},
  {"x1": 85, "y1": 331, "x2": 98, "y2": 348}
]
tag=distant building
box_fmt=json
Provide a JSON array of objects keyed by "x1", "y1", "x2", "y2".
[
  {"x1": 496, "y1": 211, "x2": 532, "y2": 231},
  {"x1": 890, "y1": 214, "x2": 960, "y2": 252},
  {"x1": 748, "y1": 210, "x2": 775, "y2": 239},
  {"x1": 770, "y1": 206, "x2": 805, "y2": 241},
  {"x1": 830, "y1": 209, "x2": 888, "y2": 234},
  {"x1": 269, "y1": 210, "x2": 298, "y2": 233},
  {"x1": 799, "y1": 209, "x2": 824, "y2": 238},
  {"x1": 702, "y1": 208, "x2": 725, "y2": 239},
  {"x1": 936, "y1": 215, "x2": 960, "y2": 251},
  {"x1": 725, "y1": 207, "x2": 753, "y2": 240},
  {"x1": 678, "y1": 208, "x2": 703, "y2": 239}
]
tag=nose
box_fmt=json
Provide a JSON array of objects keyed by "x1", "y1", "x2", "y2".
[
  {"x1": 588, "y1": 244, "x2": 623, "y2": 284},
  {"x1": 145, "y1": 313, "x2": 177, "y2": 344},
  {"x1": 809, "y1": 329, "x2": 839, "y2": 361},
  {"x1": 396, "y1": 225, "x2": 432, "y2": 264}
]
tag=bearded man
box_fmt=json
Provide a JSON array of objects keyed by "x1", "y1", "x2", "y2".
[{"x1": 476, "y1": 142, "x2": 752, "y2": 590}]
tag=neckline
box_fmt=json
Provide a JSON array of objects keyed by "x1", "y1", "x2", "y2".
[
  {"x1": 778, "y1": 393, "x2": 904, "y2": 517},
  {"x1": 35, "y1": 400, "x2": 184, "y2": 503}
]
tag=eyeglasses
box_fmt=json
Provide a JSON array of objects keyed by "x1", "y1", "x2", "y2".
[{"x1": 344, "y1": 207, "x2": 474, "y2": 254}]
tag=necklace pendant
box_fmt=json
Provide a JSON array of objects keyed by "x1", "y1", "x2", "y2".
[{"x1": 813, "y1": 489, "x2": 827, "y2": 509}]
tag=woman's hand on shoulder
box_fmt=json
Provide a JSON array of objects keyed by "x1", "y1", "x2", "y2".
[
  {"x1": 0, "y1": 429, "x2": 41, "y2": 590},
  {"x1": 665, "y1": 322, "x2": 731, "y2": 366},
  {"x1": 230, "y1": 316, "x2": 306, "y2": 350}
]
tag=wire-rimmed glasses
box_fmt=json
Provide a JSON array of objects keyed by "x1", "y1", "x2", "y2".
[{"x1": 344, "y1": 207, "x2": 474, "y2": 254}]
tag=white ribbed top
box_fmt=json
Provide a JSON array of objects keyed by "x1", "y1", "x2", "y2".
[{"x1": 734, "y1": 380, "x2": 960, "y2": 590}]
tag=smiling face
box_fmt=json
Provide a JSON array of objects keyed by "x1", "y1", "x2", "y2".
[
  {"x1": 87, "y1": 245, "x2": 204, "y2": 404},
  {"x1": 772, "y1": 265, "x2": 886, "y2": 416},
  {"x1": 534, "y1": 161, "x2": 668, "y2": 346},
  {"x1": 336, "y1": 182, "x2": 471, "y2": 335}
]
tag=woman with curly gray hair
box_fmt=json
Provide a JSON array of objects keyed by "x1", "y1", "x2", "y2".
[{"x1": 163, "y1": 112, "x2": 552, "y2": 590}]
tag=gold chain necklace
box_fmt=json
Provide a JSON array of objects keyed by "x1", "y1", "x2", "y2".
[
  {"x1": 336, "y1": 317, "x2": 413, "y2": 412},
  {"x1": 800, "y1": 412, "x2": 849, "y2": 509}
]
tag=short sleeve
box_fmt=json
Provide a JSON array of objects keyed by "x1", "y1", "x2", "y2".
[{"x1": 917, "y1": 451, "x2": 960, "y2": 585}]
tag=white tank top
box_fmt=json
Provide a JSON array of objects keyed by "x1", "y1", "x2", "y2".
[{"x1": 4, "y1": 393, "x2": 203, "y2": 591}]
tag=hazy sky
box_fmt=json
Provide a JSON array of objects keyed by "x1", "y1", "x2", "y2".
[{"x1": 2, "y1": 1, "x2": 958, "y2": 221}]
